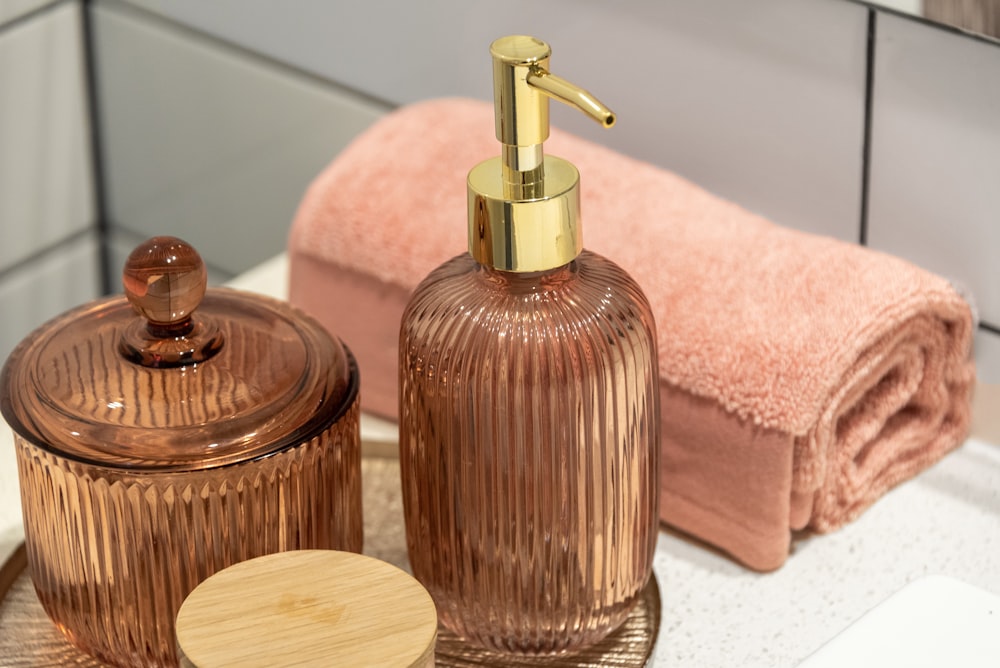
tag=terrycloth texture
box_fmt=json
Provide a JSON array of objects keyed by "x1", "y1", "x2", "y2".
[{"x1": 289, "y1": 98, "x2": 976, "y2": 571}]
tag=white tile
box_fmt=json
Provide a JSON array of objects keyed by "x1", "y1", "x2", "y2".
[
  {"x1": 867, "y1": 13, "x2": 1000, "y2": 326},
  {"x1": 0, "y1": 0, "x2": 51, "y2": 26},
  {"x1": 975, "y1": 329, "x2": 1000, "y2": 385},
  {"x1": 92, "y1": 4, "x2": 386, "y2": 276},
  {"x1": 0, "y1": 2, "x2": 95, "y2": 270},
  {"x1": 117, "y1": 0, "x2": 868, "y2": 241},
  {"x1": 0, "y1": 233, "x2": 101, "y2": 365}
]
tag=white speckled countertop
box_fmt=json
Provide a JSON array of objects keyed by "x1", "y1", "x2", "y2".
[{"x1": 1, "y1": 253, "x2": 997, "y2": 667}]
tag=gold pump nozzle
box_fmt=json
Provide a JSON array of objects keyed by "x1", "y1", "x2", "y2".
[
  {"x1": 490, "y1": 35, "x2": 614, "y2": 178},
  {"x1": 469, "y1": 35, "x2": 615, "y2": 272}
]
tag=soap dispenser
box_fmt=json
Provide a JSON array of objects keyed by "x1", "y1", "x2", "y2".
[{"x1": 399, "y1": 36, "x2": 660, "y2": 654}]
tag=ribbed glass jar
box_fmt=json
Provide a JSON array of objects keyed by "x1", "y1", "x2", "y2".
[
  {"x1": 13, "y1": 405, "x2": 360, "y2": 666},
  {"x1": 399, "y1": 250, "x2": 660, "y2": 654},
  {"x1": 0, "y1": 237, "x2": 362, "y2": 667}
]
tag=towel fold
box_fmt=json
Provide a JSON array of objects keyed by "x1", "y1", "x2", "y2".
[{"x1": 288, "y1": 98, "x2": 975, "y2": 570}]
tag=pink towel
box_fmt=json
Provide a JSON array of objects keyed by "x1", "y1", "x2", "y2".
[{"x1": 288, "y1": 98, "x2": 975, "y2": 571}]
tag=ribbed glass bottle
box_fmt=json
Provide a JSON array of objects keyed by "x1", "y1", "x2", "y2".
[{"x1": 399, "y1": 250, "x2": 660, "y2": 654}]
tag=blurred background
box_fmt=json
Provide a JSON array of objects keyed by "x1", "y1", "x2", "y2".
[{"x1": 1, "y1": 0, "x2": 998, "y2": 381}]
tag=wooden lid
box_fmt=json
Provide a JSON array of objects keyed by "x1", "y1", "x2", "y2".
[{"x1": 175, "y1": 550, "x2": 437, "y2": 668}]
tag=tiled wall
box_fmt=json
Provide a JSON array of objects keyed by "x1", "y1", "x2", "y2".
[
  {"x1": 90, "y1": 1, "x2": 386, "y2": 282},
  {"x1": 866, "y1": 13, "x2": 1000, "y2": 346},
  {"x1": 116, "y1": 0, "x2": 870, "y2": 242},
  {"x1": 0, "y1": 0, "x2": 99, "y2": 363},
  {"x1": 3, "y1": 0, "x2": 999, "y2": 383}
]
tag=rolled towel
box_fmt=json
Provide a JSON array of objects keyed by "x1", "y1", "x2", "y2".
[{"x1": 289, "y1": 98, "x2": 975, "y2": 571}]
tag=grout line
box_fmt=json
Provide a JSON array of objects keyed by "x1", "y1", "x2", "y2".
[
  {"x1": 80, "y1": 0, "x2": 113, "y2": 295},
  {"x1": 0, "y1": 0, "x2": 67, "y2": 36},
  {"x1": 858, "y1": 8, "x2": 876, "y2": 247},
  {"x1": 981, "y1": 322, "x2": 1000, "y2": 336},
  {"x1": 96, "y1": 0, "x2": 396, "y2": 113},
  {"x1": 0, "y1": 229, "x2": 98, "y2": 283},
  {"x1": 843, "y1": 0, "x2": 1000, "y2": 49}
]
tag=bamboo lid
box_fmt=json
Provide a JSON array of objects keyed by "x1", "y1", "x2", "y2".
[{"x1": 175, "y1": 550, "x2": 438, "y2": 668}]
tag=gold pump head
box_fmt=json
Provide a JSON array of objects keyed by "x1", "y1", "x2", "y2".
[{"x1": 468, "y1": 35, "x2": 615, "y2": 272}]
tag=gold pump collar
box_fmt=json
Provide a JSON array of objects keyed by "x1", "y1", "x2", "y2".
[{"x1": 468, "y1": 35, "x2": 615, "y2": 272}]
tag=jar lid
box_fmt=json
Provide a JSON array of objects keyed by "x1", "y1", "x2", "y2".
[
  {"x1": 175, "y1": 550, "x2": 437, "y2": 668},
  {"x1": 0, "y1": 237, "x2": 356, "y2": 471}
]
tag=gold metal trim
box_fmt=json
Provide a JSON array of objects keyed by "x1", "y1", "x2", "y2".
[
  {"x1": 469, "y1": 156, "x2": 581, "y2": 272},
  {"x1": 469, "y1": 35, "x2": 614, "y2": 272}
]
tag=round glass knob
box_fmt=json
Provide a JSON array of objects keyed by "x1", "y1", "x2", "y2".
[
  {"x1": 119, "y1": 236, "x2": 223, "y2": 367},
  {"x1": 123, "y1": 236, "x2": 207, "y2": 331}
]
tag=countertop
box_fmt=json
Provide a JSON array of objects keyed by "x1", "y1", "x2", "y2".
[{"x1": 1, "y1": 253, "x2": 998, "y2": 667}]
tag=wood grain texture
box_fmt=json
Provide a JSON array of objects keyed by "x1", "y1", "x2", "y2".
[
  {"x1": 175, "y1": 550, "x2": 437, "y2": 668},
  {"x1": 924, "y1": 0, "x2": 1000, "y2": 39}
]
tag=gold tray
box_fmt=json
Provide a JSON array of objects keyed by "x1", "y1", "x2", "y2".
[{"x1": 0, "y1": 456, "x2": 660, "y2": 667}]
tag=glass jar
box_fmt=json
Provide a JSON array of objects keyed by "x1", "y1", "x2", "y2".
[{"x1": 0, "y1": 237, "x2": 362, "y2": 666}]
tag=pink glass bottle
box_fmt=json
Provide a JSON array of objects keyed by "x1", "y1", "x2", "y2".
[{"x1": 398, "y1": 36, "x2": 660, "y2": 654}]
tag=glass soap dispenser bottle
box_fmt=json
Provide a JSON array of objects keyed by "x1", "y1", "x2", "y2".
[{"x1": 399, "y1": 35, "x2": 661, "y2": 654}]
